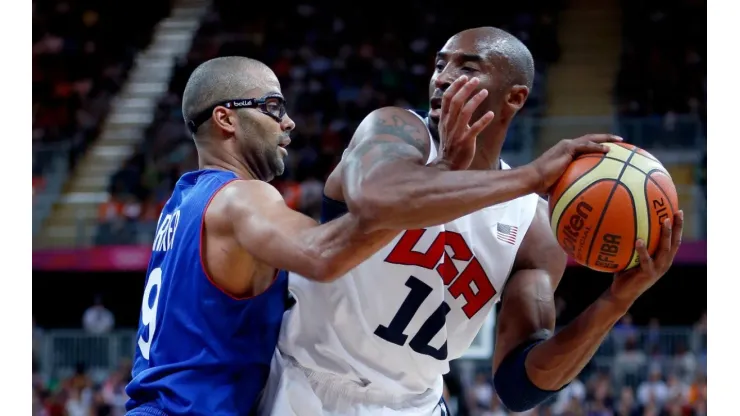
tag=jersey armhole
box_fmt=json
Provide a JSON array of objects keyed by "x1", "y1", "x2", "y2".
[{"x1": 199, "y1": 178, "x2": 282, "y2": 302}]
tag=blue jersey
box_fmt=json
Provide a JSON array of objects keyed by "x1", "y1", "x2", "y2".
[{"x1": 125, "y1": 169, "x2": 289, "y2": 416}]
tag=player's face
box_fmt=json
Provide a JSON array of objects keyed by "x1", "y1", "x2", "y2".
[
  {"x1": 234, "y1": 78, "x2": 295, "y2": 181},
  {"x1": 428, "y1": 34, "x2": 506, "y2": 133}
]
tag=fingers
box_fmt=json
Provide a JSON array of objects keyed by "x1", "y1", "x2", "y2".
[
  {"x1": 658, "y1": 218, "x2": 673, "y2": 257},
  {"x1": 441, "y1": 76, "x2": 469, "y2": 115},
  {"x1": 570, "y1": 140, "x2": 611, "y2": 155},
  {"x1": 446, "y1": 78, "x2": 481, "y2": 124},
  {"x1": 459, "y1": 89, "x2": 489, "y2": 126},
  {"x1": 635, "y1": 239, "x2": 655, "y2": 274},
  {"x1": 467, "y1": 111, "x2": 495, "y2": 138},
  {"x1": 577, "y1": 134, "x2": 624, "y2": 144},
  {"x1": 670, "y1": 210, "x2": 684, "y2": 257}
]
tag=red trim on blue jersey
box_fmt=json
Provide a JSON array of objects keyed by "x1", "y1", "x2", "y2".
[{"x1": 199, "y1": 179, "x2": 281, "y2": 301}]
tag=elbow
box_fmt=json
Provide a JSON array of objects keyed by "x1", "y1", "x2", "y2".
[
  {"x1": 345, "y1": 190, "x2": 394, "y2": 233},
  {"x1": 305, "y1": 258, "x2": 344, "y2": 283}
]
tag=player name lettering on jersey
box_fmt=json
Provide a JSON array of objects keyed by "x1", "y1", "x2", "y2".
[
  {"x1": 385, "y1": 229, "x2": 497, "y2": 319},
  {"x1": 152, "y1": 210, "x2": 180, "y2": 252}
]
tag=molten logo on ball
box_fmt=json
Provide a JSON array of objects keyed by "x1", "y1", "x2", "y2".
[{"x1": 562, "y1": 201, "x2": 592, "y2": 258}]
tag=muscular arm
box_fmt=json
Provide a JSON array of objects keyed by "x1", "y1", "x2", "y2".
[
  {"x1": 492, "y1": 200, "x2": 629, "y2": 410},
  {"x1": 332, "y1": 107, "x2": 540, "y2": 231},
  {"x1": 211, "y1": 180, "x2": 397, "y2": 283}
]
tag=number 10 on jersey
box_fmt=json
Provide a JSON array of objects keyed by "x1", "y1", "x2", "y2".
[{"x1": 373, "y1": 230, "x2": 497, "y2": 360}]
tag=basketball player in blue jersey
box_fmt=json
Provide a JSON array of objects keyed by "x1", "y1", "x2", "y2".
[
  {"x1": 123, "y1": 56, "x2": 435, "y2": 416},
  {"x1": 262, "y1": 27, "x2": 684, "y2": 415}
]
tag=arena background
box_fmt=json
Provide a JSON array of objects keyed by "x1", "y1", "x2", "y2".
[{"x1": 31, "y1": 0, "x2": 707, "y2": 415}]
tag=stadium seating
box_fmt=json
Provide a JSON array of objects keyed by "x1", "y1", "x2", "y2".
[
  {"x1": 96, "y1": 0, "x2": 565, "y2": 244},
  {"x1": 32, "y1": 0, "x2": 171, "y2": 238},
  {"x1": 615, "y1": 0, "x2": 706, "y2": 148}
]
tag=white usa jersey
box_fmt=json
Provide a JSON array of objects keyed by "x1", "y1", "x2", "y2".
[{"x1": 278, "y1": 111, "x2": 540, "y2": 399}]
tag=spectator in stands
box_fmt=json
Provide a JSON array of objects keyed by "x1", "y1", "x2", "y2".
[
  {"x1": 692, "y1": 312, "x2": 707, "y2": 372},
  {"x1": 636, "y1": 367, "x2": 668, "y2": 408},
  {"x1": 551, "y1": 377, "x2": 586, "y2": 415},
  {"x1": 82, "y1": 295, "x2": 114, "y2": 335},
  {"x1": 613, "y1": 314, "x2": 638, "y2": 340},
  {"x1": 645, "y1": 317, "x2": 661, "y2": 351},
  {"x1": 65, "y1": 385, "x2": 93, "y2": 416},
  {"x1": 672, "y1": 341, "x2": 698, "y2": 383},
  {"x1": 687, "y1": 374, "x2": 707, "y2": 415},
  {"x1": 586, "y1": 373, "x2": 614, "y2": 416},
  {"x1": 468, "y1": 372, "x2": 494, "y2": 414},
  {"x1": 665, "y1": 372, "x2": 689, "y2": 405},
  {"x1": 614, "y1": 386, "x2": 637, "y2": 416},
  {"x1": 613, "y1": 334, "x2": 647, "y2": 387}
]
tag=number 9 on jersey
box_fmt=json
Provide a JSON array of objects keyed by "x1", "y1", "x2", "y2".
[{"x1": 138, "y1": 267, "x2": 162, "y2": 360}]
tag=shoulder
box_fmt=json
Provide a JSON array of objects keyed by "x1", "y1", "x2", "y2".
[
  {"x1": 349, "y1": 106, "x2": 431, "y2": 155},
  {"x1": 325, "y1": 107, "x2": 432, "y2": 199},
  {"x1": 206, "y1": 180, "x2": 283, "y2": 226}
]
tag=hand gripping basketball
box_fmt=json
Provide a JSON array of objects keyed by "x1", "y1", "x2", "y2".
[
  {"x1": 435, "y1": 76, "x2": 495, "y2": 170},
  {"x1": 528, "y1": 134, "x2": 624, "y2": 194},
  {"x1": 609, "y1": 211, "x2": 684, "y2": 307}
]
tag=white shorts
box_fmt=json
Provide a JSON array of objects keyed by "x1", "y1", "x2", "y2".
[{"x1": 257, "y1": 349, "x2": 450, "y2": 416}]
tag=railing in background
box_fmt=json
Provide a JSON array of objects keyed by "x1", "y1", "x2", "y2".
[
  {"x1": 33, "y1": 141, "x2": 75, "y2": 238},
  {"x1": 34, "y1": 327, "x2": 705, "y2": 387},
  {"x1": 506, "y1": 115, "x2": 706, "y2": 165},
  {"x1": 34, "y1": 330, "x2": 137, "y2": 383}
]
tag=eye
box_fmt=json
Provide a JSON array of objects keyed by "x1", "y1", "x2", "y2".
[
  {"x1": 264, "y1": 97, "x2": 283, "y2": 115},
  {"x1": 461, "y1": 66, "x2": 477, "y2": 73},
  {"x1": 435, "y1": 61, "x2": 445, "y2": 71}
]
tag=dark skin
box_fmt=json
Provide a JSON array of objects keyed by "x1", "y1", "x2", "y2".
[
  {"x1": 326, "y1": 27, "x2": 683, "y2": 398},
  {"x1": 196, "y1": 67, "x2": 399, "y2": 297}
]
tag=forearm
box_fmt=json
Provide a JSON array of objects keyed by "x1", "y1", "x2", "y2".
[
  {"x1": 525, "y1": 289, "x2": 631, "y2": 390},
  {"x1": 350, "y1": 163, "x2": 539, "y2": 231},
  {"x1": 296, "y1": 213, "x2": 398, "y2": 281}
]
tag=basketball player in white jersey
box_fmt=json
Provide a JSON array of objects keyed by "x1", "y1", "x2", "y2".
[{"x1": 261, "y1": 27, "x2": 683, "y2": 415}]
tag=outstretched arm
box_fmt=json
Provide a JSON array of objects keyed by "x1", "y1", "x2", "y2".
[
  {"x1": 332, "y1": 76, "x2": 617, "y2": 232},
  {"x1": 492, "y1": 200, "x2": 683, "y2": 412},
  {"x1": 212, "y1": 180, "x2": 398, "y2": 283},
  {"x1": 337, "y1": 106, "x2": 541, "y2": 231}
]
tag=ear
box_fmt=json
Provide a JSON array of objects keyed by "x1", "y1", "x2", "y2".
[
  {"x1": 212, "y1": 106, "x2": 237, "y2": 135},
  {"x1": 506, "y1": 85, "x2": 529, "y2": 114}
]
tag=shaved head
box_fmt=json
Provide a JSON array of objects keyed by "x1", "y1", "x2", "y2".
[
  {"x1": 450, "y1": 27, "x2": 535, "y2": 90},
  {"x1": 181, "y1": 56, "x2": 294, "y2": 182},
  {"x1": 182, "y1": 56, "x2": 276, "y2": 128},
  {"x1": 428, "y1": 26, "x2": 536, "y2": 166}
]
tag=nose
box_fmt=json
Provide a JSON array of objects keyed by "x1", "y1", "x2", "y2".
[
  {"x1": 434, "y1": 70, "x2": 455, "y2": 92},
  {"x1": 281, "y1": 114, "x2": 295, "y2": 132}
]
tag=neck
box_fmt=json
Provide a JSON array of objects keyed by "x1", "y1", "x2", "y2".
[
  {"x1": 197, "y1": 141, "x2": 258, "y2": 181},
  {"x1": 468, "y1": 124, "x2": 508, "y2": 171}
]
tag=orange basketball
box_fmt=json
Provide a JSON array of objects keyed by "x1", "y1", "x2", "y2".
[{"x1": 547, "y1": 142, "x2": 679, "y2": 273}]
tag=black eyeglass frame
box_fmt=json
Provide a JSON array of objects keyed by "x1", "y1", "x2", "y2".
[{"x1": 186, "y1": 94, "x2": 287, "y2": 134}]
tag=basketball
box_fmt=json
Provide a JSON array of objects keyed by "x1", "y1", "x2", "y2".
[{"x1": 548, "y1": 142, "x2": 679, "y2": 273}]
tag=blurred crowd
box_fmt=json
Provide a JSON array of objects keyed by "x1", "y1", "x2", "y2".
[
  {"x1": 615, "y1": 0, "x2": 706, "y2": 148},
  {"x1": 449, "y1": 313, "x2": 707, "y2": 416},
  {"x1": 93, "y1": 0, "x2": 563, "y2": 244},
  {"x1": 33, "y1": 361, "x2": 130, "y2": 416},
  {"x1": 30, "y1": 1, "x2": 707, "y2": 243},
  {"x1": 32, "y1": 0, "x2": 170, "y2": 187},
  {"x1": 32, "y1": 311, "x2": 707, "y2": 416}
]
